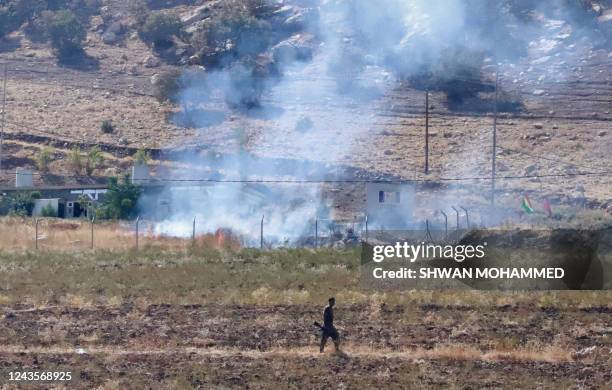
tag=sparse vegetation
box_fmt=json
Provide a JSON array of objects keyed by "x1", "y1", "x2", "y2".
[
  {"x1": 68, "y1": 146, "x2": 84, "y2": 174},
  {"x1": 85, "y1": 145, "x2": 103, "y2": 176},
  {"x1": 133, "y1": 148, "x2": 151, "y2": 165},
  {"x1": 36, "y1": 146, "x2": 54, "y2": 173}
]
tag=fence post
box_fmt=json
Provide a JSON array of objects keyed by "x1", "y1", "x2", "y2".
[
  {"x1": 192, "y1": 216, "x2": 196, "y2": 245},
  {"x1": 440, "y1": 210, "x2": 448, "y2": 241},
  {"x1": 364, "y1": 214, "x2": 368, "y2": 243},
  {"x1": 90, "y1": 215, "x2": 95, "y2": 249},
  {"x1": 451, "y1": 206, "x2": 460, "y2": 241},
  {"x1": 35, "y1": 218, "x2": 39, "y2": 250},
  {"x1": 260, "y1": 215, "x2": 264, "y2": 249},
  {"x1": 460, "y1": 206, "x2": 469, "y2": 229},
  {"x1": 315, "y1": 217, "x2": 318, "y2": 249},
  {"x1": 135, "y1": 216, "x2": 140, "y2": 250},
  {"x1": 451, "y1": 206, "x2": 460, "y2": 230}
]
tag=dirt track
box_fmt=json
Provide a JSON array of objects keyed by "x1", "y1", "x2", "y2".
[{"x1": 0, "y1": 303, "x2": 609, "y2": 388}]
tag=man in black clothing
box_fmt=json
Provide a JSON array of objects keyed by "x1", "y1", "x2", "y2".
[{"x1": 319, "y1": 297, "x2": 340, "y2": 353}]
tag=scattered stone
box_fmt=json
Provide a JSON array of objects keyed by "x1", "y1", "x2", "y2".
[
  {"x1": 102, "y1": 21, "x2": 124, "y2": 44},
  {"x1": 272, "y1": 38, "x2": 313, "y2": 63},
  {"x1": 384, "y1": 150, "x2": 393, "y2": 156},
  {"x1": 497, "y1": 162, "x2": 509, "y2": 172},
  {"x1": 525, "y1": 164, "x2": 537, "y2": 175},
  {"x1": 573, "y1": 346, "x2": 597, "y2": 359},
  {"x1": 534, "y1": 123, "x2": 544, "y2": 129},
  {"x1": 597, "y1": 131, "x2": 606, "y2": 137},
  {"x1": 533, "y1": 89, "x2": 546, "y2": 96}
]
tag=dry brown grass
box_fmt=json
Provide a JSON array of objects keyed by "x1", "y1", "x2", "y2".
[
  {"x1": 0, "y1": 344, "x2": 573, "y2": 364},
  {"x1": 0, "y1": 216, "x2": 238, "y2": 251}
]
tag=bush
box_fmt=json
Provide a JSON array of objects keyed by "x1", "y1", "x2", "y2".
[
  {"x1": 133, "y1": 149, "x2": 151, "y2": 165},
  {"x1": 191, "y1": 0, "x2": 271, "y2": 60},
  {"x1": 41, "y1": 9, "x2": 86, "y2": 57},
  {"x1": 0, "y1": 7, "x2": 16, "y2": 38},
  {"x1": 85, "y1": 145, "x2": 103, "y2": 176},
  {"x1": 97, "y1": 176, "x2": 141, "y2": 220},
  {"x1": 152, "y1": 69, "x2": 182, "y2": 102},
  {"x1": 6, "y1": 192, "x2": 38, "y2": 216},
  {"x1": 100, "y1": 120, "x2": 114, "y2": 134},
  {"x1": 36, "y1": 146, "x2": 54, "y2": 173},
  {"x1": 41, "y1": 203, "x2": 57, "y2": 217},
  {"x1": 139, "y1": 11, "x2": 181, "y2": 47},
  {"x1": 68, "y1": 146, "x2": 84, "y2": 174}
]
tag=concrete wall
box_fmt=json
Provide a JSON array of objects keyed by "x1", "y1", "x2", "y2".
[
  {"x1": 15, "y1": 168, "x2": 34, "y2": 188},
  {"x1": 132, "y1": 164, "x2": 151, "y2": 184}
]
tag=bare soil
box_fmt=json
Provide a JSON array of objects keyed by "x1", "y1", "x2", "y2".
[{"x1": 0, "y1": 303, "x2": 609, "y2": 388}]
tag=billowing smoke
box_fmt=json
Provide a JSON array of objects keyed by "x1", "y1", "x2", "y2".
[{"x1": 140, "y1": 0, "x2": 608, "y2": 244}]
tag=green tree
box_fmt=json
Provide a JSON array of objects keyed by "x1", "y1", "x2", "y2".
[
  {"x1": 85, "y1": 145, "x2": 103, "y2": 176},
  {"x1": 98, "y1": 176, "x2": 141, "y2": 220},
  {"x1": 41, "y1": 9, "x2": 86, "y2": 58},
  {"x1": 5, "y1": 191, "x2": 40, "y2": 216},
  {"x1": 139, "y1": 11, "x2": 182, "y2": 47}
]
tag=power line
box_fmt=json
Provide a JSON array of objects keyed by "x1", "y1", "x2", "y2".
[
  {"x1": 1, "y1": 170, "x2": 610, "y2": 184},
  {"x1": 0, "y1": 65, "x2": 6, "y2": 171}
]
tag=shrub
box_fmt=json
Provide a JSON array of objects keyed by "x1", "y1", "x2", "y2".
[
  {"x1": 191, "y1": 1, "x2": 271, "y2": 59},
  {"x1": 97, "y1": 176, "x2": 141, "y2": 220},
  {"x1": 100, "y1": 120, "x2": 114, "y2": 134},
  {"x1": 0, "y1": 7, "x2": 15, "y2": 38},
  {"x1": 36, "y1": 146, "x2": 54, "y2": 173},
  {"x1": 41, "y1": 203, "x2": 57, "y2": 217},
  {"x1": 133, "y1": 149, "x2": 151, "y2": 165},
  {"x1": 68, "y1": 146, "x2": 84, "y2": 174},
  {"x1": 41, "y1": 9, "x2": 86, "y2": 57},
  {"x1": 85, "y1": 145, "x2": 103, "y2": 176},
  {"x1": 139, "y1": 11, "x2": 181, "y2": 47},
  {"x1": 6, "y1": 192, "x2": 39, "y2": 216},
  {"x1": 152, "y1": 69, "x2": 182, "y2": 102}
]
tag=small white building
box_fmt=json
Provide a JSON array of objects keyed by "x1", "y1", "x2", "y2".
[
  {"x1": 15, "y1": 168, "x2": 34, "y2": 188},
  {"x1": 366, "y1": 183, "x2": 414, "y2": 228}
]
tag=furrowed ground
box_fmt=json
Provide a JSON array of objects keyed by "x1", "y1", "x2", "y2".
[{"x1": 0, "y1": 247, "x2": 610, "y2": 388}]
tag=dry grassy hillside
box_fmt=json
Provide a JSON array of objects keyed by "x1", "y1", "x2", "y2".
[{"x1": 0, "y1": 0, "x2": 610, "y2": 215}]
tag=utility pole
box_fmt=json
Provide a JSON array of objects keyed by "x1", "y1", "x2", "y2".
[
  {"x1": 0, "y1": 65, "x2": 7, "y2": 172},
  {"x1": 424, "y1": 90, "x2": 430, "y2": 175},
  {"x1": 491, "y1": 65, "x2": 499, "y2": 207}
]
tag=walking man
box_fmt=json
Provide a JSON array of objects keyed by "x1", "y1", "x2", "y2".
[{"x1": 319, "y1": 297, "x2": 340, "y2": 353}]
